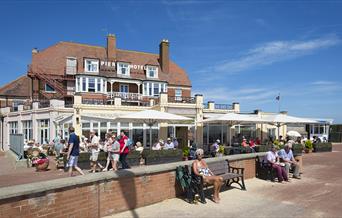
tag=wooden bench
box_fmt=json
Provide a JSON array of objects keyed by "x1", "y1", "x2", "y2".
[{"x1": 205, "y1": 160, "x2": 246, "y2": 190}]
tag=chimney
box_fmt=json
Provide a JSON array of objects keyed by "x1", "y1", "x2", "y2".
[
  {"x1": 159, "y1": 39, "x2": 169, "y2": 73},
  {"x1": 107, "y1": 34, "x2": 116, "y2": 60}
]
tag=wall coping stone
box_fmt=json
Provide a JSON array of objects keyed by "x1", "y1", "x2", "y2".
[{"x1": 0, "y1": 152, "x2": 266, "y2": 201}]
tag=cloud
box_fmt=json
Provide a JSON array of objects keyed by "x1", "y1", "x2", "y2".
[
  {"x1": 214, "y1": 35, "x2": 341, "y2": 74},
  {"x1": 311, "y1": 81, "x2": 336, "y2": 86}
]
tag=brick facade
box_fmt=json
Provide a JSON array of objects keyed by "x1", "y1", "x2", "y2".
[{"x1": 0, "y1": 158, "x2": 257, "y2": 218}]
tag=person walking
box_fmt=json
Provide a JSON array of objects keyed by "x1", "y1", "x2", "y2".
[
  {"x1": 66, "y1": 127, "x2": 84, "y2": 177},
  {"x1": 119, "y1": 130, "x2": 130, "y2": 169},
  {"x1": 88, "y1": 130, "x2": 103, "y2": 173}
]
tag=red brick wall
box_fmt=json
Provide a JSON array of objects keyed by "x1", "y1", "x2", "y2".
[{"x1": 0, "y1": 158, "x2": 256, "y2": 218}]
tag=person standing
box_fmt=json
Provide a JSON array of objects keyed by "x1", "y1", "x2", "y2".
[
  {"x1": 88, "y1": 130, "x2": 103, "y2": 173},
  {"x1": 67, "y1": 127, "x2": 84, "y2": 177},
  {"x1": 110, "y1": 135, "x2": 121, "y2": 171},
  {"x1": 119, "y1": 130, "x2": 130, "y2": 169}
]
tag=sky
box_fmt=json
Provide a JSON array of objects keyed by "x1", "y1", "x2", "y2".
[{"x1": 0, "y1": 0, "x2": 342, "y2": 122}]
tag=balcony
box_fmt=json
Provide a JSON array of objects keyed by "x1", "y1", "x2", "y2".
[
  {"x1": 168, "y1": 96, "x2": 195, "y2": 104},
  {"x1": 107, "y1": 92, "x2": 142, "y2": 101}
]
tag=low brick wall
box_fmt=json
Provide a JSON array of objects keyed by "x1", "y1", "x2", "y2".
[{"x1": 0, "y1": 153, "x2": 265, "y2": 218}]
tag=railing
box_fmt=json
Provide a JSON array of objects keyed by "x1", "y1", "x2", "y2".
[
  {"x1": 107, "y1": 92, "x2": 142, "y2": 101},
  {"x1": 168, "y1": 96, "x2": 195, "y2": 104},
  {"x1": 82, "y1": 99, "x2": 106, "y2": 105},
  {"x1": 214, "y1": 104, "x2": 232, "y2": 110},
  {"x1": 39, "y1": 100, "x2": 51, "y2": 108}
]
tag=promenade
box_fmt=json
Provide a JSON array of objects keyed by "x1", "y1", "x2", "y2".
[{"x1": 108, "y1": 144, "x2": 342, "y2": 218}]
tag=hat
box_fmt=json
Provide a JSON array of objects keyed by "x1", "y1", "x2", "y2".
[
  {"x1": 136, "y1": 142, "x2": 142, "y2": 147},
  {"x1": 159, "y1": 139, "x2": 164, "y2": 144},
  {"x1": 216, "y1": 139, "x2": 220, "y2": 143},
  {"x1": 167, "y1": 138, "x2": 171, "y2": 141}
]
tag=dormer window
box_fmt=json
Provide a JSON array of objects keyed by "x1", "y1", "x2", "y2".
[
  {"x1": 146, "y1": 66, "x2": 158, "y2": 78},
  {"x1": 117, "y1": 62, "x2": 130, "y2": 76},
  {"x1": 84, "y1": 59, "x2": 99, "y2": 73}
]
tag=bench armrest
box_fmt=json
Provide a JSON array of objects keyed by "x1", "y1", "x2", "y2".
[{"x1": 229, "y1": 166, "x2": 245, "y2": 175}]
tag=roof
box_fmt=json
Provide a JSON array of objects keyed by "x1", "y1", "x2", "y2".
[
  {"x1": 0, "y1": 75, "x2": 31, "y2": 98},
  {"x1": 30, "y1": 41, "x2": 191, "y2": 87}
]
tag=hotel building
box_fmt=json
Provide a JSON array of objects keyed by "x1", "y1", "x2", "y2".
[{"x1": 0, "y1": 34, "x2": 331, "y2": 153}]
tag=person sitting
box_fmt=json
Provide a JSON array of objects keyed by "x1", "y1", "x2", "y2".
[
  {"x1": 263, "y1": 145, "x2": 288, "y2": 183},
  {"x1": 173, "y1": 138, "x2": 179, "y2": 149},
  {"x1": 192, "y1": 149, "x2": 223, "y2": 203},
  {"x1": 241, "y1": 138, "x2": 248, "y2": 147},
  {"x1": 278, "y1": 143, "x2": 301, "y2": 179},
  {"x1": 210, "y1": 139, "x2": 220, "y2": 157},
  {"x1": 255, "y1": 137, "x2": 261, "y2": 145},
  {"x1": 135, "y1": 141, "x2": 144, "y2": 152},
  {"x1": 152, "y1": 139, "x2": 164, "y2": 150},
  {"x1": 164, "y1": 138, "x2": 175, "y2": 150}
]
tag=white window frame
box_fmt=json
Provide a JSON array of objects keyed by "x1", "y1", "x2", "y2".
[
  {"x1": 119, "y1": 84, "x2": 129, "y2": 93},
  {"x1": 146, "y1": 66, "x2": 158, "y2": 78},
  {"x1": 84, "y1": 59, "x2": 99, "y2": 73},
  {"x1": 9, "y1": 122, "x2": 18, "y2": 134},
  {"x1": 175, "y1": 88, "x2": 182, "y2": 101},
  {"x1": 22, "y1": 120, "x2": 33, "y2": 140},
  {"x1": 117, "y1": 62, "x2": 130, "y2": 76},
  {"x1": 38, "y1": 119, "x2": 50, "y2": 144}
]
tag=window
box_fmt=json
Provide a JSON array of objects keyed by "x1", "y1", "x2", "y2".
[
  {"x1": 85, "y1": 59, "x2": 99, "y2": 73},
  {"x1": 45, "y1": 84, "x2": 55, "y2": 92},
  {"x1": 82, "y1": 77, "x2": 86, "y2": 92},
  {"x1": 154, "y1": 84, "x2": 159, "y2": 96},
  {"x1": 146, "y1": 66, "x2": 158, "y2": 78},
  {"x1": 118, "y1": 62, "x2": 130, "y2": 76},
  {"x1": 97, "y1": 79, "x2": 101, "y2": 92},
  {"x1": 66, "y1": 58, "x2": 77, "y2": 75},
  {"x1": 143, "y1": 82, "x2": 166, "y2": 96},
  {"x1": 22, "y1": 121, "x2": 33, "y2": 140},
  {"x1": 175, "y1": 88, "x2": 182, "y2": 101},
  {"x1": 38, "y1": 119, "x2": 50, "y2": 144},
  {"x1": 8, "y1": 122, "x2": 18, "y2": 134},
  {"x1": 76, "y1": 77, "x2": 81, "y2": 92},
  {"x1": 88, "y1": 78, "x2": 95, "y2": 92},
  {"x1": 120, "y1": 84, "x2": 129, "y2": 93}
]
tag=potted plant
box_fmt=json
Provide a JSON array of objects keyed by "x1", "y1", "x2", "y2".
[
  {"x1": 305, "y1": 140, "x2": 313, "y2": 153},
  {"x1": 182, "y1": 146, "x2": 190, "y2": 161},
  {"x1": 217, "y1": 145, "x2": 225, "y2": 157}
]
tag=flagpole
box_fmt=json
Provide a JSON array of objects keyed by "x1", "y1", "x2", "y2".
[{"x1": 277, "y1": 92, "x2": 280, "y2": 113}]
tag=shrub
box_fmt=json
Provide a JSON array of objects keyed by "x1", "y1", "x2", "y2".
[
  {"x1": 218, "y1": 145, "x2": 225, "y2": 154},
  {"x1": 182, "y1": 146, "x2": 190, "y2": 157},
  {"x1": 305, "y1": 140, "x2": 313, "y2": 150},
  {"x1": 313, "y1": 143, "x2": 332, "y2": 152}
]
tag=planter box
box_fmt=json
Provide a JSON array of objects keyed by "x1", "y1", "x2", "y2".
[
  {"x1": 142, "y1": 149, "x2": 183, "y2": 165},
  {"x1": 313, "y1": 143, "x2": 332, "y2": 152},
  {"x1": 63, "y1": 151, "x2": 141, "y2": 169}
]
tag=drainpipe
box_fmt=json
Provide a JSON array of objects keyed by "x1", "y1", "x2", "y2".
[{"x1": 1, "y1": 115, "x2": 4, "y2": 151}]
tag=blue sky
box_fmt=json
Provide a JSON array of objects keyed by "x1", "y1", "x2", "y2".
[{"x1": 1, "y1": 1, "x2": 342, "y2": 122}]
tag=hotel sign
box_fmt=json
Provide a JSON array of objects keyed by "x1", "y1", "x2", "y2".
[{"x1": 100, "y1": 60, "x2": 157, "y2": 70}]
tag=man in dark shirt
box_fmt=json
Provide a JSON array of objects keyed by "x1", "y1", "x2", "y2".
[{"x1": 67, "y1": 127, "x2": 84, "y2": 177}]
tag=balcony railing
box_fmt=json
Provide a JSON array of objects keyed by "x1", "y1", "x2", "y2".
[
  {"x1": 215, "y1": 104, "x2": 232, "y2": 110},
  {"x1": 82, "y1": 99, "x2": 106, "y2": 105},
  {"x1": 107, "y1": 92, "x2": 142, "y2": 101},
  {"x1": 168, "y1": 96, "x2": 195, "y2": 104}
]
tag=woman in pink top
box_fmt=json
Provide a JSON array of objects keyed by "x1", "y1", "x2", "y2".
[{"x1": 119, "y1": 130, "x2": 130, "y2": 169}]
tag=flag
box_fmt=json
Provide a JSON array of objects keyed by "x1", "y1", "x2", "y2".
[{"x1": 276, "y1": 95, "x2": 280, "y2": 101}]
